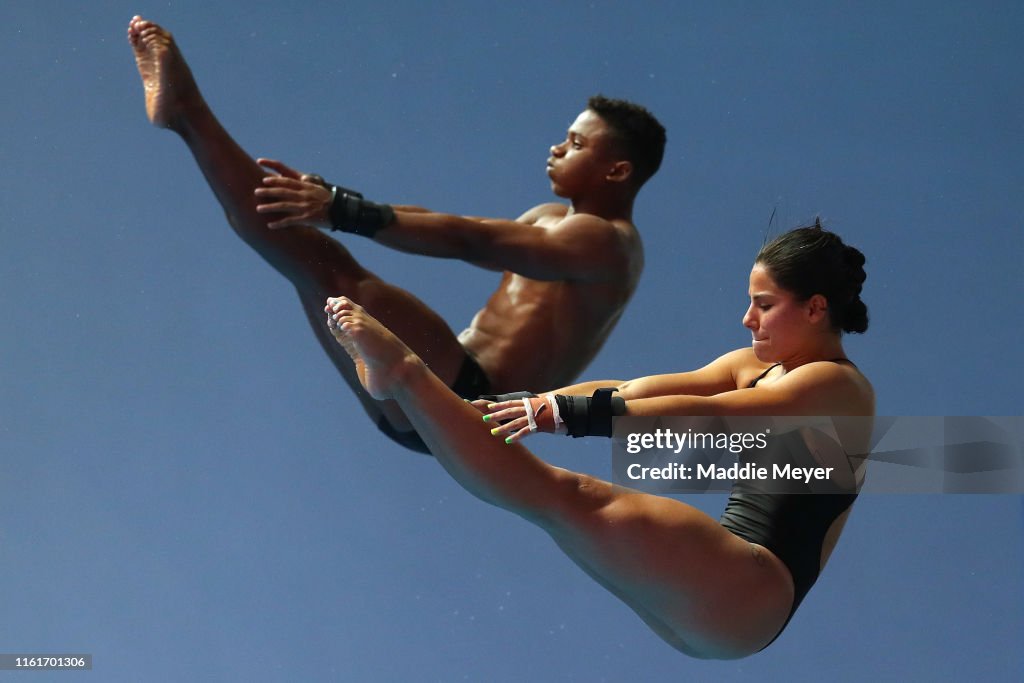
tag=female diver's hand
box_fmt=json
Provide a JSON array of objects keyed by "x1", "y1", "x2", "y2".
[
  {"x1": 481, "y1": 396, "x2": 558, "y2": 444},
  {"x1": 254, "y1": 158, "x2": 334, "y2": 230}
]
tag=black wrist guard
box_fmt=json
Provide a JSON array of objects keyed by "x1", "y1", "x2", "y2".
[
  {"x1": 554, "y1": 388, "x2": 626, "y2": 438},
  {"x1": 477, "y1": 391, "x2": 538, "y2": 403},
  {"x1": 328, "y1": 184, "x2": 395, "y2": 237}
]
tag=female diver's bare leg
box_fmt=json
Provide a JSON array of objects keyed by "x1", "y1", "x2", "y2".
[{"x1": 327, "y1": 297, "x2": 795, "y2": 659}]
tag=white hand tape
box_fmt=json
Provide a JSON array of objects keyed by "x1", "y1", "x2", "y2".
[{"x1": 522, "y1": 397, "x2": 538, "y2": 432}]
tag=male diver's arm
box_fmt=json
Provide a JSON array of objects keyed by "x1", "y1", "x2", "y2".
[
  {"x1": 377, "y1": 207, "x2": 629, "y2": 282},
  {"x1": 253, "y1": 166, "x2": 626, "y2": 281}
]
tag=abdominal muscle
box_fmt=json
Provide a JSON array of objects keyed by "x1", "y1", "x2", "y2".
[{"x1": 461, "y1": 272, "x2": 631, "y2": 391}]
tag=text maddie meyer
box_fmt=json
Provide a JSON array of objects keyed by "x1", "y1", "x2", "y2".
[{"x1": 626, "y1": 461, "x2": 835, "y2": 484}]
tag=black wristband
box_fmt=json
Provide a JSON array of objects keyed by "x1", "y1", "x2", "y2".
[
  {"x1": 328, "y1": 185, "x2": 395, "y2": 237},
  {"x1": 478, "y1": 391, "x2": 538, "y2": 403},
  {"x1": 554, "y1": 388, "x2": 626, "y2": 438}
]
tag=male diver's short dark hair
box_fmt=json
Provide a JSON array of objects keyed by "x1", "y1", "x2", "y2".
[
  {"x1": 586, "y1": 95, "x2": 666, "y2": 187},
  {"x1": 755, "y1": 219, "x2": 869, "y2": 334}
]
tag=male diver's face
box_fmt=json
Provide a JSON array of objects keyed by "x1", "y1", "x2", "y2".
[
  {"x1": 546, "y1": 109, "x2": 619, "y2": 197},
  {"x1": 743, "y1": 264, "x2": 809, "y2": 363}
]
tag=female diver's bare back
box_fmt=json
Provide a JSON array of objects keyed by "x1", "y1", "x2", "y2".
[{"x1": 326, "y1": 296, "x2": 798, "y2": 659}]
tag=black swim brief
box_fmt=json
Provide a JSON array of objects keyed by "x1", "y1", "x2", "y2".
[{"x1": 376, "y1": 349, "x2": 492, "y2": 455}]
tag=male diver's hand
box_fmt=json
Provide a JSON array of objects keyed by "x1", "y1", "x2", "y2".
[
  {"x1": 482, "y1": 395, "x2": 558, "y2": 444},
  {"x1": 255, "y1": 158, "x2": 333, "y2": 230}
]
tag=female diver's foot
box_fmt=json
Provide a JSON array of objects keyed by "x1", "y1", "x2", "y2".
[
  {"x1": 127, "y1": 15, "x2": 204, "y2": 130},
  {"x1": 325, "y1": 297, "x2": 425, "y2": 400}
]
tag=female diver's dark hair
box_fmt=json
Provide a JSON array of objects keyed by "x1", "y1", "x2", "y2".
[{"x1": 756, "y1": 218, "x2": 869, "y2": 334}]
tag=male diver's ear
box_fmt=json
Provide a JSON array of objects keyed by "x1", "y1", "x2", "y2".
[{"x1": 605, "y1": 160, "x2": 633, "y2": 184}]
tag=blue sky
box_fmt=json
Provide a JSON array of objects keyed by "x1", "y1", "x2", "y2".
[{"x1": 2, "y1": 1, "x2": 1021, "y2": 681}]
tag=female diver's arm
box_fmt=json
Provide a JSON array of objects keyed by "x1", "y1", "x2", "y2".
[
  {"x1": 487, "y1": 358, "x2": 869, "y2": 442},
  {"x1": 624, "y1": 361, "x2": 870, "y2": 418},
  {"x1": 540, "y1": 351, "x2": 741, "y2": 402},
  {"x1": 480, "y1": 349, "x2": 753, "y2": 436}
]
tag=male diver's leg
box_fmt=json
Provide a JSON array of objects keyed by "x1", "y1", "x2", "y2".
[
  {"x1": 129, "y1": 16, "x2": 467, "y2": 443},
  {"x1": 295, "y1": 283, "x2": 468, "y2": 437}
]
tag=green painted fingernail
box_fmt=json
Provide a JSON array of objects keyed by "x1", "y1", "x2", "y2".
[
  {"x1": 482, "y1": 415, "x2": 491, "y2": 422},
  {"x1": 504, "y1": 437, "x2": 512, "y2": 445}
]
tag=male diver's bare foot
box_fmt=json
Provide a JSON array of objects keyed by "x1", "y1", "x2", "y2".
[
  {"x1": 127, "y1": 16, "x2": 203, "y2": 130},
  {"x1": 325, "y1": 298, "x2": 425, "y2": 401}
]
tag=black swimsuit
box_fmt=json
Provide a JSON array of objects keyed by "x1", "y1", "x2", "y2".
[
  {"x1": 718, "y1": 360, "x2": 859, "y2": 647},
  {"x1": 376, "y1": 350, "x2": 493, "y2": 455}
]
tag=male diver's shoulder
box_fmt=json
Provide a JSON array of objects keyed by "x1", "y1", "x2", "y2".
[
  {"x1": 558, "y1": 212, "x2": 637, "y2": 240},
  {"x1": 530, "y1": 202, "x2": 571, "y2": 220}
]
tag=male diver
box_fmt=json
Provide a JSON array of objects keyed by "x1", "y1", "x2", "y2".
[{"x1": 128, "y1": 15, "x2": 666, "y2": 453}]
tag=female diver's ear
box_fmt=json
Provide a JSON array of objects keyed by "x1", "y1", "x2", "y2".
[{"x1": 806, "y1": 293, "x2": 830, "y2": 324}]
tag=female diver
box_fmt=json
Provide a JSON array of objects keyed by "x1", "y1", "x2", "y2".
[{"x1": 324, "y1": 223, "x2": 873, "y2": 659}]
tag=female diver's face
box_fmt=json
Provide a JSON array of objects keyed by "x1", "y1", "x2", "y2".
[{"x1": 742, "y1": 264, "x2": 811, "y2": 363}]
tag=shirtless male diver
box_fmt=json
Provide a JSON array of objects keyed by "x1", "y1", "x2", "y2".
[{"x1": 127, "y1": 15, "x2": 666, "y2": 453}]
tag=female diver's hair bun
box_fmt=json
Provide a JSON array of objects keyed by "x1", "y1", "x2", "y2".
[
  {"x1": 756, "y1": 217, "x2": 870, "y2": 334},
  {"x1": 839, "y1": 244, "x2": 869, "y2": 333}
]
